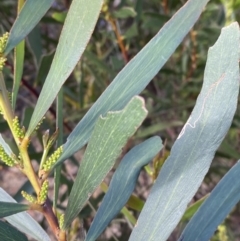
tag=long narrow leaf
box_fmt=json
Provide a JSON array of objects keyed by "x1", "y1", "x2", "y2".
[
  {"x1": 4, "y1": 0, "x2": 54, "y2": 54},
  {"x1": 12, "y1": 0, "x2": 25, "y2": 110},
  {"x1": 85, "y1": 136, "x2": 163, "y2": 241},
  {"x1": 63, "y1": 96, "x2": 148, "y2": 228},
  {"x1": 0, "y1": 220, "x2": 28, "y2": 241},
  {"x1": 129, "y1": 22, "x2": 240, "y2": 241},
  {"x1": 0, "y1": 188, "x2": 50, "y2": 241},
  {"x1": 56, "y1": 0, "x2": 210, "y2": 166},
  {"x1": 12, "y1": 40, "x2": 24, "y2": 110},
  {"x1": 26, "y1": 0, "x2": 103, "y2": 136},
  {"x1": 179, "y1": 161, "x2": 240, "y2": 241},
  {"x1": 0, "y1": 202, "x2": 29, "y2": 218}
]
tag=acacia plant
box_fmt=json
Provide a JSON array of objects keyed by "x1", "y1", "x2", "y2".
[{"x1": 1, "y1": 0, "x2": 240, "y2": 241}]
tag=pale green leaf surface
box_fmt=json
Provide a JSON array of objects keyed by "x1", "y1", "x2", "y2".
[
  {"x1": 57, "y1": 0, "x2": 210, "y2": 166},
  {"x1": 129, "y1": 22, "x2": 240, "y2": 241},
  {"x1": 4, "y1": 0, "x2": 54, "y2": 54},
  {"x1": 179, "y1": 161, "x2": 240, "y2": 241},
  {"x1": 63, "y1": 96, "x2": 147, "y2": 228},
  {"x1": 27, "y1": 25, "x2": 42, "y2": 66},
  {"x1": 0, "y1": 202, "x2": 29, "y2": 218},
  {"x1": 0, "y1": 220, "x2": 28, "y2": 241},
  {"x1": 0, "y1": 134, "x2": 13, "y2": 156},
  {"x1": 12, "y1": 40, "x2": 24, "y2": 110},
  {"x1": 85, "y1": 136, "x2": 163, "y2": 241},
  {"x1": 26, "y1": 0, "x2": 103, "y2": 136},
  {"x1": 0, "y1": 188, "x2": 50, "y2": 241}
]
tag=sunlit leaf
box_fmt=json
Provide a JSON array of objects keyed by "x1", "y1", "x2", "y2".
[
  {"x1": 64, "y1": 96, "x2": 148, "y2": 228},
  {"x1": 129, "y1": 22, "x2": 240, "y2": 241}
]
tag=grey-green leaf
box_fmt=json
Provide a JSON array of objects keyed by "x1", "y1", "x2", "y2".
[
  {"x1": 4, "y1": 0, "x2": 54, "y2": 55},
  {"x1": 0, "y1": 202, "x2": 29, "y2": 218},
  {"x1": 0, "y1": 220, "x2": 28, "y2": 241},
  {"x1": 26, "y1": 0, "x2": 103, "y2": 136},
  {"x1": 85, "y1": 136, "x2": 163, "y2": 241},
  {"x1": 179, "y1": 160, "x2": 240, "y2": 241},
  {"x1": 129, "y1": 22, "x2": 240, "y2": 241},
  {"x1": 63, "y1": 96, "x2": 148, "y2": 228},
  {"x1": 0, "y1": 188, "x2": 50, "y2": 241},
  {"x1": 56, "y1": 0, "x2": 210, "y2": 166}
]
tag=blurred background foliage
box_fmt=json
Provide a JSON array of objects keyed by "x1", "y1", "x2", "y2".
[{"x1": 1, "y1": 0, "x2": 240, "y2": 240}]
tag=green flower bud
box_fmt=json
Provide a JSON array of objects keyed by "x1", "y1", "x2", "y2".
[
  {"x1": 0, "y1": 145, "x2": 15, "y2": 167},
  {"x1": 12, "y1": 116, "x2": 25, "y2": 139},
  {"x1": 0, "y1": 32, "x2": 9, "y2": 71},
  {"x1": 21, "y1": 191, "x2": 37, "y2": 203},
  {"x1": 0, "y1": 57, "x2": 6, "y2": 71},
  {"x1": 42, "y1": 146, "x2": 63, "y2": 171},
  {"x1": 58, "y1": 214, "x2": 64, "y2": 230},
  {"x1": 0, "y1": 32, "x2": 9, "y2": 54},
  {"x1": 35, "y1": 117, "x2": 45, "y2": 132},
  {"x1": 38, "y1": 180, "x2": 49, "y2": 204}
]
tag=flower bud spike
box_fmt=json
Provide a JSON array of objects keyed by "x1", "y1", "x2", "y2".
[
  {"x1": 35, "y1": 117, "x2": 45, "y2": 132},
  {"x1": 21, "y1": 191, "x2": 37, "y2": 204},
  {"x1": 0, "y1": 32, "x2": 9, "y2": 71},
  {"x1": 58, "y1": 214, "x2": 64, "y2": 230},
  {"x1": 0, "y1": 145, "x2": 15, "y2": 167},
  {"x1": 0, "y1": 57, "x2": 6, "y2": 71},
  {"x1": 12, "y1": 116, "x2": 25, "y2": 139},
  {"x1": 38, "y1": 180, "x2": 49, "y2": 204},
  {"x1": 0, "y1": 32, "x2": 9, "y2": 54},
  {"x1": 42, "y1": 145, "x2": 63, "y2": 172}
]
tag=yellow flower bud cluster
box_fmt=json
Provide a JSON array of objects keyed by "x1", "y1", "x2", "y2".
[
  {"x1": 38, "y1": 180, "x2": 49, "y2": 204},
  {"x1": 12, "y1": 116, "x2": 25, "y2": 139},
  {"x1": 58, "y1": 213, "x2": 64, "y2": 230},
  {"x1": 0, "y1": 145, "x2": 15, "y2": 166},
  {"x1": 42, "y1": 146, "x2": 63, "y2": 171},
  {"x1": 0, "y1": 57, "x2": 6, "y2": 71},
  {"x1": 35, "y1": 117, "x2": 45, "y2": 132},
  {"x1": 0, "y1": 32, "x2": 9, "y2": 53},
  {"x1": 0, "y1": 32, "x2": 9, "y2": 71},
  {"x1": 21, "y1": 191, "x2": 37, "y2": 203}
]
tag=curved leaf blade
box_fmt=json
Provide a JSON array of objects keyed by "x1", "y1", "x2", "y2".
[
  {"x1": 85, "y1": 136, "x2": 163, "y2": 241},
  {"x1": 26, "y1": 0, "x2": 103, "y2": 136},
  {"x1": 63, "y1": 96, "x2": 148, "y2": 228},
  {"x1": 57, "y1": 0, "x2": 210, "y2": 166},
  {"x1": 4, "y1": 0, "x2": 54, "y2": 55},
  {"x1": 179, "y1": 161, "x2": 240, "y2": 241},
  {"x1": 0, "y1": 188, "x2": 50, "y2": 241},
  {"x1": 0, "y1": 220, "x2": 28, "y2": 241},
  {"x1": 129, "y1": 22, "x2": 240, "y2": 241},
  {"x1": 0, "y1": 202, "x2": 29, "y2": 218}
]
